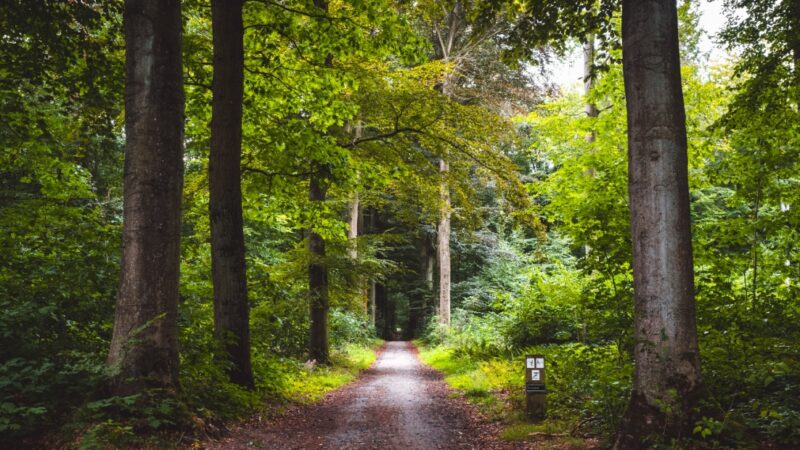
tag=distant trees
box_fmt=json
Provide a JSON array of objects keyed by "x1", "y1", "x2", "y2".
[{"x1": 107, "y1": 0, "x2": 185, "y2": 394}]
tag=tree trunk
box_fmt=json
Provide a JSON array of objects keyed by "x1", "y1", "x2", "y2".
[
  {"x1": 367, "y1": 207, "x2": 378, "y2": 327},
  {"x1": 426, "y1": 235, "x2": 436, "y2": 322},
  {"x1": 348, "y1": 192, "x2": 359, "y2": 259},
  {"x1": 368, "y1": 280, "x2": 376, "y2": 327},
  {"x1": 107, "y1": 0, "x2": 184, "y2": 395},
  {"x1": 406, "y1": 236, "x2": 429, "y2": 339},
  {"x1": 583, "y1": 35, "x2": 598, "y2": 256},
  {"x1": 209, "y1": 0, "x2": 253, "y2": 389},
  {"x1": 426, "y1": 234, "x2": 435, "y2": 292},
  {"x1": 583, "y1": 37, "x2": 599, "y2": 135},
  {"x1": 308, "y1": 170, "x2": 329, "y2": 363},
  {"x1": 347, "y1": 192, "x2": 369, "y2": 315},
  {"x1": 616, "y1": 0, "x2": 703, "y2": 445},
  {"x1": 437, "y1": 159, "x2": 451, "y2": 326}
]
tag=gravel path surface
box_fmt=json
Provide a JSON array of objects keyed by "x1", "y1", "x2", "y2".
[{"x1": 206, "y1": 341, "x2": 581, "y2": 450}]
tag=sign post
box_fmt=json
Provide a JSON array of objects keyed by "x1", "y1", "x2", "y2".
[{"x1": 525, "y1": 355, "x2": 546, "y2": 420}]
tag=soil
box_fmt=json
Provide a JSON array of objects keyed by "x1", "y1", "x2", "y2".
[{"x1": 205, "y1": 341, "x2": 590, "y2": 450}]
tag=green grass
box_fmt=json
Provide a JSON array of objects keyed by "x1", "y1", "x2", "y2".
[
  {"x1": 416, "y1": 344, "x2": 518, "y2": 420},
  {"x1": 284, "y1": 340, "x2": 382, "y2": 404},
  {"x1": 416, "y1": 343, "x2": 591, "y2": 448}
]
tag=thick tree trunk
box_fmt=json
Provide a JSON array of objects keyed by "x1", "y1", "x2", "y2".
[
  {"x1": 107, "y1": 0, "x2": 184, "y2": 395},
  {"x1": 437, "y1": 159, "x2": 451, "y2": 326},
  {"x1": 616, "y1": 0, "x2": 703, "y2": 445},
  {"x1": 309, "y1": 171, "x2": 329, "y2": 363},
  {"x1": 209, "y1": 0, "x2": 253, "y2": 389}
]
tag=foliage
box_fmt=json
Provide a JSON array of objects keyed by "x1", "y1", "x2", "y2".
[
  {"x1": 417, "y1": 341, "x2": 631, "y2": 441},
  {"x1": 3, "y1": 0, "x2": 800, "y2": 447}
]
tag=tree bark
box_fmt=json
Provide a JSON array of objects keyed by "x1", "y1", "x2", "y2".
[
  {"x1": 583, "y1": 37, "x2": 599, "y2": 135},
  {"x1": 348, "y1": 192, "x2": 359, "y2": 259},
  {"x1": 368, "y1": 280, "x2": 376, "y2": 327},
  {"x1": 367, "y1": 207, "x2": 378, "y2": 327},
  {"x1": 308, "y1": 170, "x2": 329, "y2": 363},
  {"x1": 616, "y1": 0, "x2": 703, "y2": 445},
  {"x1": 107, "y1": 0, "x2": 184, "y2": 395},
  {"x1": 426, "y1": 234, "x2": 436, "y2": 293},
  {"x1": 583, "y1": 35, "x2": 598, "y2": 256},
  {"x1": 437, "y1": 159, "x2": 451, "y2": 326},
  {"x1": 209, "y1": 0, "x2": 253, "y2": 389}
]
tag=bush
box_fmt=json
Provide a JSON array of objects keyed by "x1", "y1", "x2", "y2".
[{"x1": 329, "y1": 308, "x2": 374, "y2": 348}]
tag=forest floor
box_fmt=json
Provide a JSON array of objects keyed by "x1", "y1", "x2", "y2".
[{"x1": 206, "y1": 341, "x2": 598, "y2": 450}]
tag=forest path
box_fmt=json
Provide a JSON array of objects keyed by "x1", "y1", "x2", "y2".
[{"x1": 207, "y1": 341, "x2": 514, "y2": 449}]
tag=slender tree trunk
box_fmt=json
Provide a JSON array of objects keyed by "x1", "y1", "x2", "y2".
[
  {"x1": 348, "y1": 192, "x2": 359, "y2": 259},
  {"x1": 209, "y1": 0, "x2": 253, "y2": 389},
  {"x1": 368, "y1": 281, "x2": 376, "y2": 327},
  {"x1": 426, "y1": 235, "x2": 435, "y2": 292},
  {"x1": 583, "y1": 35, "x2": 598, "y2": 256},
  {"x1": 437, "y1": 159, "x2": 451, "y2": 326},
  {"x1": 407, "y1": 236, "x2": 428, "y2": 339},
  {"x1": 616, "y1": 0, "x2": 702, "y2": 445},
  {"x1": 107, "y1": 0, "x2": 184, "y2": 395},
  {"x1": 367, "y1": 207, "x2": 378, "y2": 328},
  {"x1": 346, "y1": 191, "x2": 367, "y2": 314},
  {"x1": 583, "y1": 37, "x2": 599, "y2": 127},
  {"x1": 433, "y1": 10, "x2": 458, "y2": 327},
  {"x1": 308, "y1": 170, "x2": 329, "y2": 363},
  {"x1": 426, "y1": 235, "x2": 436, "y2": 322}
]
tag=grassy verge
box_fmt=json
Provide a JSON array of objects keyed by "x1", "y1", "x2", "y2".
[
  {"x1": 415, "y1": 342, "x2": 603, "y2": 449},
  {"x1": 66, "y1": 340, "x2": 384, "y2": 449},
  {"x1": 283, "y1": 339, "x2": 382, "y2": 404}
]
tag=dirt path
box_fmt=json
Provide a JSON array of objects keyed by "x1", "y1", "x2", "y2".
[{"x1": 207, "y1": 341, "x2": 511, "y2": 449}]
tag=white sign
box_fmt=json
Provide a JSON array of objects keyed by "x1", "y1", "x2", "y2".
[
  {"x1": 536, "y1": 358, "x2": 544, "y2": 369},
  {"x1": 526, "y1": 358, "x2": 536, "y2": 369},
  {"x1": 531, "y1": 370, "x2": 541, "y2": 381}
]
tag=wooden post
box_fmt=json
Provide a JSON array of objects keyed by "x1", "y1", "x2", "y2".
[{"x1": 525, "y1": 355, "x2": 546, "y2": 420}]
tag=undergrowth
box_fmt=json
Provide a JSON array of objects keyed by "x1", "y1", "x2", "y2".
[
  {"x1": 416, "y1": 341, "x2": 629, "y2": 448},
  {"x1": 55, "y1": 338, "x2": 381, "y2": 449}
]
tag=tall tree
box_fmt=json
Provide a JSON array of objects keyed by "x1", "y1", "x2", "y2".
[
  {"x1": 616, "y1": 0, "x2": 702, "y2": 445},
  {"x1": 209, "y1": 0, "x2": 254, "y2": 389},
  {"x1": 107, "y1": 0, "x2": 184, "y2": 395},
  {"x1": 583, "y1": 37, "x2": 599, "y2": 131},
  {"x1": 437, "y1": 159, "x2": 452, "y2": 325},
  {"x1": 410, "y1": 0, "x2": 548, "y2": 325},
  {"x1": 307, "y1": 0, "x2": 333, "y2": 363},
  {"x1": 308, "y1": 164, "x2": 330, "y2": 362}
]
